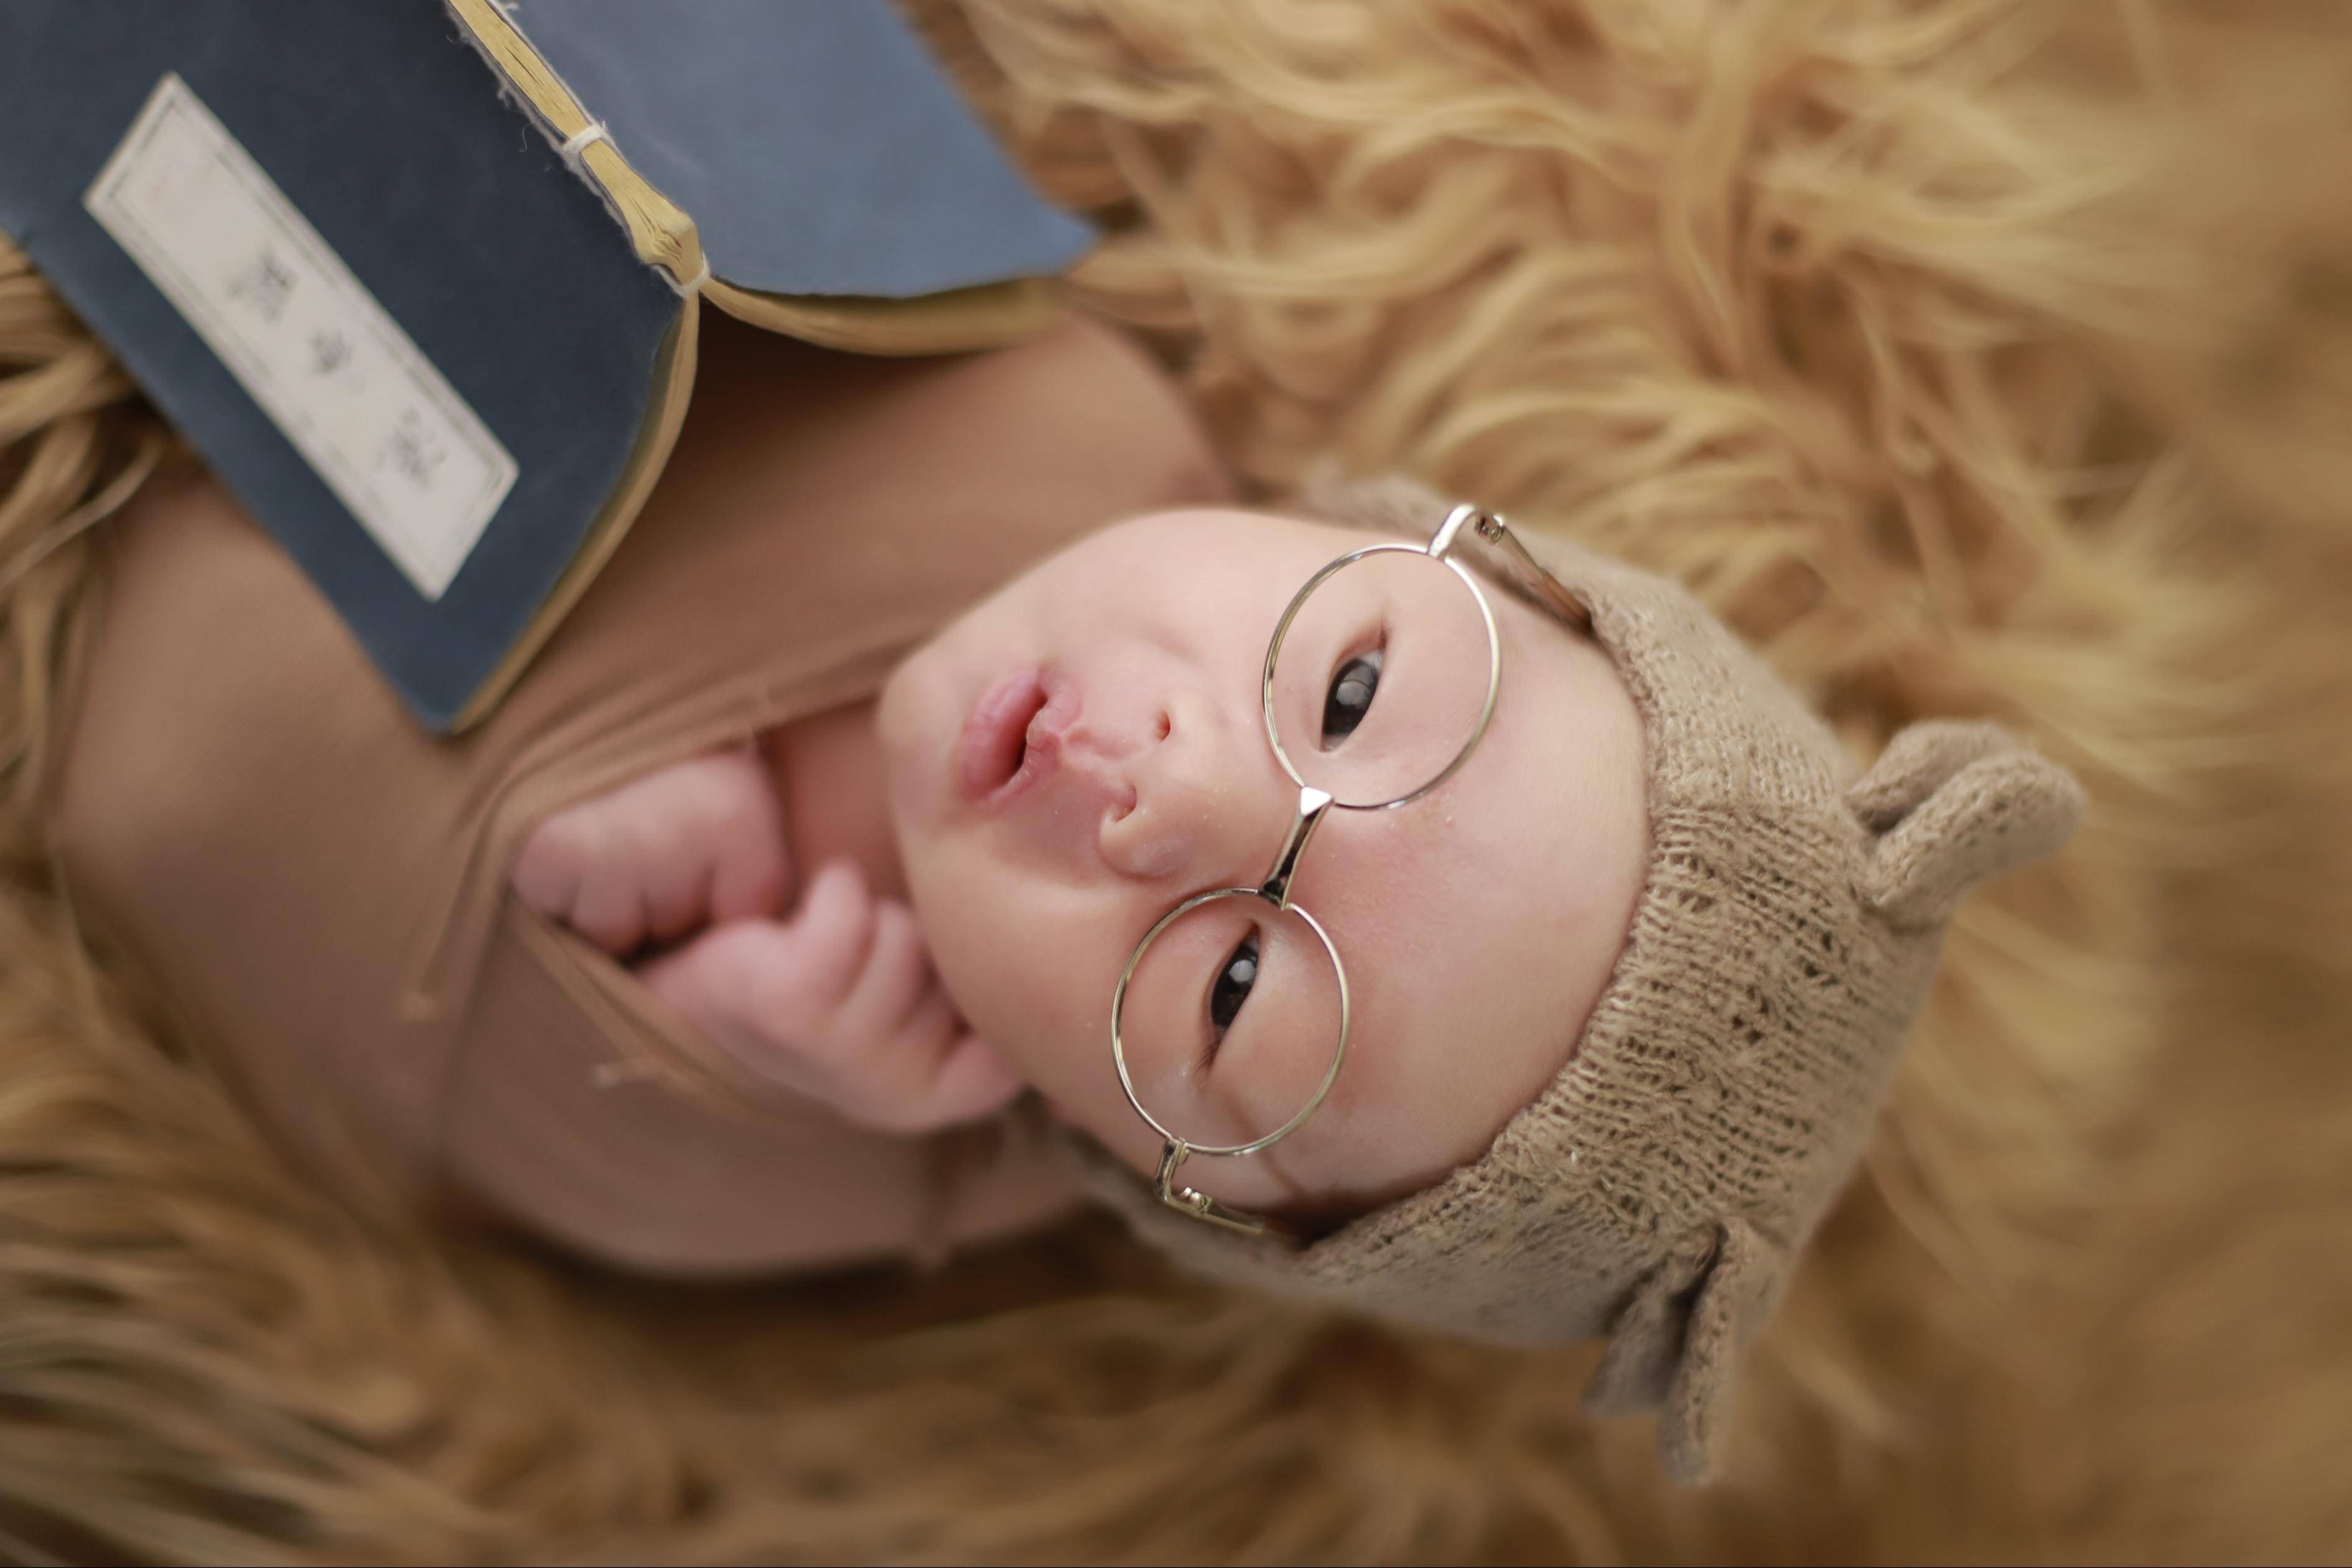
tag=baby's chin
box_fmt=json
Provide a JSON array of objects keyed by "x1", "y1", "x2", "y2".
[
  {"x1": 874, "y1": 634, "x2": 966, "y2": 840},
  {"x1": 872, "y1": 651, "x2": 925, "y2": 799}
]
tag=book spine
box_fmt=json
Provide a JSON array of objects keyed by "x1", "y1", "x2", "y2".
[{"x1": 441, "y1": 0, "x2": 707, "y2": 293}]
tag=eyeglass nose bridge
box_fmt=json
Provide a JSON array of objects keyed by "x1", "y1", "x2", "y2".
[{"x1": 1258, "y1": 785, "x2": 1335, "y2": 911}]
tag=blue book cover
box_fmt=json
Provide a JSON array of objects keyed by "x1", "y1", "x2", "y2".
[{"x1": 0, "y1": 0, "x2": 1092, "y2": 732}]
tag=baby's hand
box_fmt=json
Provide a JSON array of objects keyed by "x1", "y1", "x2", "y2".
[
  {"x1": 638, "y1": 861, "x2": 1024, "y2": 1134},
  {"x1": 511, "y1": 747, "x2": 790, "y2": 955}
]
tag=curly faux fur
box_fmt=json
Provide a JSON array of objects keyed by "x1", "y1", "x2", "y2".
[{"x1": 1, "y1": 1, "x2": 2348, "y2": 1559}]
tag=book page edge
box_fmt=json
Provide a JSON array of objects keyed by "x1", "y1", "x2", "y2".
[
  {"x1": 702, "y1": 275, "x2": 1068, "y2": 356},
  {"x1": 444, "y1": 299, "x2": 698, "y2": 734}
]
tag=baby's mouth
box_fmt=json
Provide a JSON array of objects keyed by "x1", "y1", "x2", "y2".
[{"x1": 957, "y1": 667, "x2": 1071, "y2": 806}]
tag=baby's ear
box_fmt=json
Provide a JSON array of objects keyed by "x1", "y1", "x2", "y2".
[
  {"x1": 1850, "y1": 720, "x2": 2086, "y2": 929},
  {"x1": 1583, "y1": 1220, "x2": 1785, "y2": 1485}
]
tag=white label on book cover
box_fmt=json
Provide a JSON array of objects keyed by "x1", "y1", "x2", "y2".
[{"x1": 85, "y1": 74, "x2": 516, "y2": 602}]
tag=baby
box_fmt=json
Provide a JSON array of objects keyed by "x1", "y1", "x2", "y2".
[
  {"x1": 510, "y1": 502, "x2": 1652, "y2": 1225},
  {"x1": 503, "y1": 474, "x2": 2084, "y2": 1485}
]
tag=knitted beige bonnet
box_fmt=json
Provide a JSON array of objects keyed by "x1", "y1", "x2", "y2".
[{"x1": 1081, "y1": 477, "x2": 2086, "y2": 1483}]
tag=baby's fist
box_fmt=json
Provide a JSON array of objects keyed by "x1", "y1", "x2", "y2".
[
  {"x1": 639, "y1": 862, "x2": 1023, "y2": 1134},
  {"x1": 511, "y1": 747, "x2": 789, "y2": 954}
]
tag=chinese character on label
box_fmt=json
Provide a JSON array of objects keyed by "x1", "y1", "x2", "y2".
[
  {"x1": 381, "y1": 406, "x2": 448, "y2": 491},
  {"x1": 228, "y1": 247, "x2": 295, "y2": 324},
  {"x1": 308, "y1": 329, "x2": 353, "y2": 376}
]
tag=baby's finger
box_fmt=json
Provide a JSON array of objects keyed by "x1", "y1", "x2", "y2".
[
  {"x1": 706, "y1": 773, "x2": 791, "y2": 923},
  {"x1": 637, "y1": 841, "x2": 717, "y2": 948},
  {"x1": 637, "y1": 921, "x2": 755, "y2": 1041},
  {"x1": 646, "y1": 862, "x2": 870, "y2": 1030},
  {"x1": 828, "y1": 899, "x2": 931, "y2": 1053},
  {"x1": 871, "y1": 1031, "x2": 1026, "y2": 1134},
  {"x1": 826, "y1": 958, "x2": 958, "y2": 1116},
  {"x1": 824, "y1": 959, "x2": 1020, "y2": 1134},
  {"x1": 569, "y1": 856, "x2": 651, "y2": 954},
  {"x1": 782, "y1": 862, "x2": 878, "y2": 1002},
  {"x1": 638, "y1": 922, "x2": 831, "y2": 1100},
  {"x1": 508, "y1": 813, "x2": 587, "y2": 923}
]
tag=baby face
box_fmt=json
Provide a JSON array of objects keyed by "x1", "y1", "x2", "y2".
[{"x1": 879, "y1": 509, "x2": 1648, "y2": 1220}]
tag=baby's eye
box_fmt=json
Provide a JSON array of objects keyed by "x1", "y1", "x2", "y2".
[
  {"x1": 1205, "y1": 930, "x2": 1261, "y2": 1058},
  {"x1": 1320, "y1": 649, "x2": 1383, "y2": 748}
]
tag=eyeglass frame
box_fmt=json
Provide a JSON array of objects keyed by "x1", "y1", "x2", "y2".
[{"x1": 1107, "y1": 502, "x2": 1594, "y2": 1238}]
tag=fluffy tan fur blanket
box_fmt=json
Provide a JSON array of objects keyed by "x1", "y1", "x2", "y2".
[{"x1": 2, "y1": 1, "x2": 2348, "y2": 1559}]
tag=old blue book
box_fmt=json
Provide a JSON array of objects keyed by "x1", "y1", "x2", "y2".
[{"x1": 0, "y1": 0, "x2": 1093, "y2": 730}]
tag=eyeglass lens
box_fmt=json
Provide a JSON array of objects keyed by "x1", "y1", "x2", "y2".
[{"x1": 1266, "y1": 548, "x2": 1495, "y2": 809}]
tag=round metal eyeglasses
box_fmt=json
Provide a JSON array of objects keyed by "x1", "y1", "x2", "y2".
[{"x1": 1108, "y1": 503, "x2": 1592, "y2": 1236}]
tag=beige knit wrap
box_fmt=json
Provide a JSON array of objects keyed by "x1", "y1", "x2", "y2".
[{"x1": 1085, "y1": 478, "x2": 2086, "y2": 1484}]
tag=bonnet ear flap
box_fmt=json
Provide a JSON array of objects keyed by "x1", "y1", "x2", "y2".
[
  {"x1": 1583, "y1": 1220, "x2": 1786, "y2": 1485},
  {"x1": 1851, "y1": 720, "x2": 2087, "y2": 929}
]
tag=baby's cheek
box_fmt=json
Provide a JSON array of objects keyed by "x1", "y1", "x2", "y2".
[
  {"x1": 895, "y1": 829, "x2": 1162, "y2": 1169},
  {"x1": 910, "y1": 896, "x2": 1050, "y2": 1070},
  {"x1": 935, "y1": 928, "x2": 1134, "y2": 1154},
  {"x1": 951, "y1": 945, "x2": 1088, "y2": 1093}
]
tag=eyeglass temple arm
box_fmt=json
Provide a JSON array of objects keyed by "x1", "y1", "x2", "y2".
[
  {"x1": 1155, "y1": 1141, "x2": 1289, "y2": 1237},
  {"x1": 1430, "y1": 504, "x2": 1594, "y2": 635}
]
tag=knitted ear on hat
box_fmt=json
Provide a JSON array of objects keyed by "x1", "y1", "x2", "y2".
[
  {"x1": 1581, "y1": 1220, "x2": 1786, "y2": 1485},
  {"x1": 1852, "y1": 720, "x2": 2087, "y2": 928}
]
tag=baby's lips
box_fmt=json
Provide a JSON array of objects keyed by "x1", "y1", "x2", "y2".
[{"x1": 958, "y1": 666, "x2": 1050, "y2": 803}]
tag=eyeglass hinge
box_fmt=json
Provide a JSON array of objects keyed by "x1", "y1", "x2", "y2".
[
  {"x1": 1154, "y1": 1140, "x2": 1272, "y2": 1236},
  {"x1": 1431, "y1": 503, "x2": 1511, "y2": 557},
  {"x1": 1429, "y1": 502, "x2": 1478, "y2": 559}
]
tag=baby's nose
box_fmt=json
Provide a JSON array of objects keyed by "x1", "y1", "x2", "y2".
[{"x1": 1096, "y1": 689, "x2": 1272, "y2": 887}]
